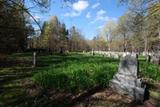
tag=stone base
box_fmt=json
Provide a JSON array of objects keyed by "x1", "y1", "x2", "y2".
[
  {"x1": 109, "y1": 79, "x2": 144, "y2": 102},
  {"x1": 109, "y1": 55, "x2": 145, "y2": 102}
]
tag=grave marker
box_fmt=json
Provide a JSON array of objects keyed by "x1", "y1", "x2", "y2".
[
  {"x1": 109, "y1": 55, "x2": 145, "y2": 102},
  {"x1": 32, "y1": 52, "x2": 36, "y2": 68}
]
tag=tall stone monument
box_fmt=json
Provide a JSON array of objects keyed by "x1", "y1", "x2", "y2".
[{"x1": 109, "y1": 55, "x2": 145, "y2": 102}]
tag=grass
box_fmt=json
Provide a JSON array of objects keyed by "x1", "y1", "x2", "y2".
[
  {"x1": 0, "y1": 52, "x2": 159, "y2": 107},
  {"x1": 32, "y1": 53, "x2": 119, "y2": 93},
  {"x1": 0, "y1": 52, "x2": 119, "y2": 106},
  {"x1": 139, "y1": 57, "x2": 160, "y2": 81},
  {"x1": 32, "y1": 53, "x2": 160, "y2": 93}
]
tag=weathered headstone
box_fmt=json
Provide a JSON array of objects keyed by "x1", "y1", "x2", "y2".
[
  {"x1": 109, "y1": 55, "x2": 145, "y2": 102},
  {"x1": 151, "y1": 52, "x2": 160, "y2": 65}
]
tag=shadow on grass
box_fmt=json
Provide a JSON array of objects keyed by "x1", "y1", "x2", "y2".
[
  {"x1": 0, "y1": 60, "x2": 32, "y2": 68},
  {"x1": 0, "y1": 52, "x2": 120, "y2": 107}
]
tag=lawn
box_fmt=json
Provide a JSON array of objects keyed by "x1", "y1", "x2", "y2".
[
  {"x1": 0, "y1": 52, "x2": 160, "y2": 107},
  {"x1": 0, "y1": 52, "x2": 119, "y2": 106},
  {"x1": 136, "y1": 55, "x2": 160, "y2": 83},
  {"x1": 32, "y1": 53, "x2": 119, "y2": 93}
]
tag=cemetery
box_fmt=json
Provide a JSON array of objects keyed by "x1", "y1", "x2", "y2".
[
  {"x1": 0, "y1": 0, "x2": 160, "y2": 107},
  {"x1": 0, "y1": 52, "x2": 160, "y2": 107}
]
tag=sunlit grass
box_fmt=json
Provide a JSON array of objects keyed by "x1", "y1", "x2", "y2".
[
  {"x1": 139, "y1": 61, "x2": 160, "y2": 81},
  {"x1": 0, "y1": 52, "x2": 160, "y2": 106},
  {"x1": 32, "y1": 53, "x2": 119, "y2": 93}
]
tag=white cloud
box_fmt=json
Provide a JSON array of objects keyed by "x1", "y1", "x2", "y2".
[
  {"x1": 91, "y1": 2, "x2": 100, "y2": 9},
  {"x1": 64, "y1": 0, "x2": 89, "y2": 17},
  {"x1": 64, "y1": 11, "x2": 81, "y2": 17},
  {"x1": 90, "y1": 10, "x2": 107, "y2": 23},
  {"x1": 86, "y1": 12, "x2": 91, "y2": 18},
  {"x1": 72, "y1": 0, "x2": 89, "y2": 12},
  {"x1": 90, "y1": 9, "x2": 117, "y2": 24},
  {"x1": 98, "y1": 25, "x2": 104, "y2": 29},
  {"x1": 97, "y1": 9, "x2": 106, "y2": 16}
]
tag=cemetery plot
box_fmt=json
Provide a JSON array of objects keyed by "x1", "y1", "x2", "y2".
[{"x1": 0, "y1": 52, "x2": 160, "y2": 107}]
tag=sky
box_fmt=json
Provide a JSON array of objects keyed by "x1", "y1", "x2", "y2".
[{"x1": 27, "y1": 0, "x2": 127, "y2": 40}]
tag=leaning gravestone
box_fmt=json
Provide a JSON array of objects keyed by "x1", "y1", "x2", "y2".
[{"x1": 109, "y1": 55, "x2": 145, "y2": 102}]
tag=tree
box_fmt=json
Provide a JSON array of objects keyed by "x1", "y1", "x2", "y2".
[
  {"x1": 0, "y1": 0, "x2": 78, "y2": 54},
  {"x1": 147, "y1": 3, "x2": 160, "y2": 51},
  {"x1": 116, "y1": 15, "x2": 129, "y2": 52},
  {"x1": 99, "y1": 21, "x2": 117, "y2": 51},
  {"x1": 33, "y1": 16, "x2": 70, "y2": 53},
  {"x1": 59, "y1": 23, "x2": 68, "y2": 53},
  {"x1": 40, "y1": 21, "x2": 50, "y2": 49},
  {"x1": 68, "y1": 26, "x2": 89, "y2": 52},
  {"x1": 119, "y1": 0, "x2": 160, "y2": 52},
  {"x1": 0, "y1": 0, "x2": 34, "y2": 53}
]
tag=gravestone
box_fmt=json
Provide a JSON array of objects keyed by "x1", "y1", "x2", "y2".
[
  {"x1": 109, "y1": 55, "x2": 145, "y2": 102},
  {"x1": 146, "y1": 55, "x2": 151, "y2": 63},
  {"x1": 32, "y1": 52, "x2": 36, "y2": 68},
  {"x1": 151, "y1": 52, "x2": 160, "y2": 65}
]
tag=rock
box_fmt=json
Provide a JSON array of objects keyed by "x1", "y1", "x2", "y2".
[{"x1": 109, "y1": 55, "x2": 145, "y2": 102}]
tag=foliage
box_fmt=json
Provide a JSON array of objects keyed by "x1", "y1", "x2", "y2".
[
  {"x1": 29, "y1": 18, "x2": 90, "y2": 53},
  {"x1": 96, "y1": 0, "x2": 160, "y2": 52},
  {"x1": 0, "y1": 0, "x2": 83, "y2": 54},
  {"x1": 139, "y1": 60, "x2": 160, "y2": 81},
  {"x1": 0, "y1": 0, "x2": 33, "y2": 53}
]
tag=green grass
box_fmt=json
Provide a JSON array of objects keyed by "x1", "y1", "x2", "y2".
[
  {"x1": 139, "y1": 59, "x2": 160, "y2": 81},
  {"x1": 32, "y1": 53, "x2": 160, "y2": 93},
  {"x1": 32, "y1": 53, "x2": 119, "y2": 93},
  {"x1": 0, "y1": 52, "x2": 159, "y2": 106}
]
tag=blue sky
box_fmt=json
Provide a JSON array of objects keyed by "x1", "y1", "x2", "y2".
[{"x1": 27, "y1": 0, "x2": 126, "y2": 40}]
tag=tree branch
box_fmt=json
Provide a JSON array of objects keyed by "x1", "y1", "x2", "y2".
[{"x1": 2, "y1": 0, "x2": 42, "y2": 32}]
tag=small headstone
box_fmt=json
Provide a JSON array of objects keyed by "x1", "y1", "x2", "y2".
[
  {"x1": 146, "y1": 55, "x2": 151, "y2": 63},
  {"x1": 109, "y1": 55, "x2": 145, "y2": 102},
  {"x1": 131, "y1": 53, "x2": 138, "y2": 59},
  {"x1": 151, "y1": 52, "x2": 160, "y2": 65},
  {"x1": 122, "y1": 53, "x2": 127, "y2": 57},
  {"x1": 91, "y1": 49, "x2": 94, "y2": 55},
  {"x1": 114, "y1": 54, "x2": 119, "y2": 59},
  {"x1": 32, "y1": 52, "x2": 36, "y2": 68}
]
